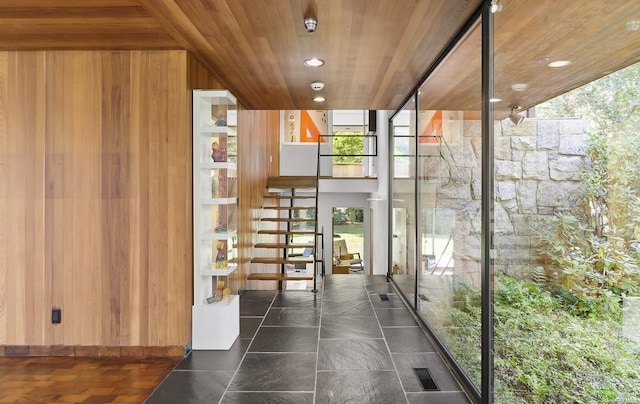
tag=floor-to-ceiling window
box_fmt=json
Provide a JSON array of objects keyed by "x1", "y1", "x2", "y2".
[
  {"x1": 415, "y1": 22, "x2": 484, "y2": 390},
  {"x1": 390, "y1": 8, "x2": 488, "y2": 402},
  {"x1": 391, "y1": 96, "x2": 418, "y2": 303},
  {"x1": 490, "y1": 3, "x2": 640, "y2": 402},
  {"x1": 389, "y1": 1, "x2": 640, "y2": 402}
]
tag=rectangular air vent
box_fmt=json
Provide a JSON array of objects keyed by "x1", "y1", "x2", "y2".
[{"x1": 414, "y1": 368, "x2": 439, "y2": 391}]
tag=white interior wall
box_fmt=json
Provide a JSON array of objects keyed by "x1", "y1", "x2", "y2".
[{"x1": 277, "y1": 109, "x2": 391, "y2": 276}]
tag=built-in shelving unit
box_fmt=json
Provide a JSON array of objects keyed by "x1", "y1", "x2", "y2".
[{"x1": 192, "y1": 90, "x2": 239, "y2": 350}]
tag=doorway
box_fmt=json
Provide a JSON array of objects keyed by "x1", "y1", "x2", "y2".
[{"x1": 332, "y1": 206, "x2": 364, "y2": 274}]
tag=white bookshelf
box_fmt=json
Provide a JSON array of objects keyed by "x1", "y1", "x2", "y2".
[{"x1": 191, "y1": 90, "x2": 239, "y2": 350}]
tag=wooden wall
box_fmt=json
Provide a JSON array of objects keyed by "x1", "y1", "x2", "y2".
[
  {"x1": 237, "y1": 110, "x2": 280, "y2": 291},
  {"x1": 0, "y1": 50, "x2": 198, "y2": 350},
  {"x1": 0, "y1": 49, "x2": 277, "y2": 352}
]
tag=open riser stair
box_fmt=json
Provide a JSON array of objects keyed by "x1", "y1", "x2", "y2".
[{"x1": 248, "y1": 176, "x2": 324, "y2": 290}]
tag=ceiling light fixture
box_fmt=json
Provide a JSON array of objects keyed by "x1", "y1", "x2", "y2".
[
  {"x1": 310, "y1": 81, "x2": 324, "y2": 91},
  {"x1": 313, "y1": 96, "x2": 325, "y2": 102},
  {"x1": 508, "y1": 106, "x2": 524, "y2": 125},
  {"x1": 304, "y1": 58, "x2": 324, "y2": 67},
  {"x1": 627, "y1": 20, "x2": 640, "y2": 32},
  {"x1": 304, "y1": 17, "x2": 318, "y2": 33},
  {"x1": 490, "y1": 98, "x2": 502, "y2": 103},
  {"x1": 511, "y1": 83, "x2": 528, "y2": 92},
  {"x1": 490, "y1": 0, "x2": 503, "y2": 13},
  {"x1": 547, "y1": 60, "x2": 571, "y2": 68}
]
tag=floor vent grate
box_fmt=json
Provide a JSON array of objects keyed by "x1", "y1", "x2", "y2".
[
  {"x1": 414, "y1": 368, "x2": 439, "y2": 391},
  {"x1": 379, "y1": 293, "x2": 389, "y2": 301}
]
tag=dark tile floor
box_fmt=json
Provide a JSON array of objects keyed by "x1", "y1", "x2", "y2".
[{"x1": 145, "y1": 275, "x2": 471, "y2": 404}]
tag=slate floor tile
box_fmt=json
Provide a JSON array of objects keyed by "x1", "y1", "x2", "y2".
[
  {"x1": 227, "y1": 352, "x2": 316, "y2": 392},
  {"x1": 250, "y1": 326, "x2": 319, "y2": 352},
  {"x1": 316, "y1": 370, "x2": 406, "y2": 404},
  {"x1": 318, "y1": 339, "x2": 393, "y2": 371}
]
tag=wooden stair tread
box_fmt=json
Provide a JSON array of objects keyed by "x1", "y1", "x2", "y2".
[
  {"x1": 254, "y1": 243, "x2": 315, "y2": 248},
  {"x1": 251, "y1": 257, "x2": 314, "y2": 264},
  {"x1": 269, "y1": 195, "x2": 316, "y2": 199},
  {"x1": 260, "y1": 217, "x2": 316, "y2": 222},
  {"x1": 263, "y1": 206, "x2": 316, "y2": 210},
  {"x1": 267, "y1": 176, "x2": 317, "y2": 189},
  {"x1": 258, "y1": 229, "x2": 316, "y2": 235},
  {"x1": 247, "y1": 272, "x2": 313, "y2": 281}
]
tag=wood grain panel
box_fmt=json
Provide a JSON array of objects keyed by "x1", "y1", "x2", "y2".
[
  {"x1": 237, "y1": 110, "x2": 280, "y2": 290},
  {"x1": 1, "y1": 1, "x2": 638, "y2": 112},
  {"x1": 0, "y1": 52, "x2": 47, "y2": 345},
  {"x1": 0, "y1": 1, "x2": 179, "y2": 50},
  {"x1": 0, "y1": 50, "x2": 193, "y2": 349}
]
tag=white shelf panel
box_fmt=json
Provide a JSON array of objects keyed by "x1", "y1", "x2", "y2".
[
  {"x1": 200, "y1": 197, "x2": 237, "y2": 205},
  {"x1": 192, "y1": 295, "x2": 239, "y2": 350},
  {"x1": 199, "y1": 265, "x2": 238, "y2": 276},
  {"x1": 199, "y1": 162, "x2": 237, "y2": 170},
  {"x1": 198, "y1": 126, "x2": 237, "y2": 136},
  {"x1": 200, "y1": 229, "x2": 238, "y2": 240}
]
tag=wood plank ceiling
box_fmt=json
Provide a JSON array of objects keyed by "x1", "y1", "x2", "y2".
[{"x1": 0, "y1": 0, "x2": 638, "y2": 111}]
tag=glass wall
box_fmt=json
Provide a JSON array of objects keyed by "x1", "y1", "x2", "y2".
[
  {"x1": 416, "y1": 19, "x2": 484, "y2": 386},
  {"x1": 389, "y1": 2, "x2": 640, "y2": 403},
  {"x1": 390, "y1": 10, "x2": 487, "y2": 401},
  {"x1": 491, "y1": 3, "x2": 640, "y2": 403},
  {"x1": 391, "y1": 96, "x2": 417, "y2": 304}
]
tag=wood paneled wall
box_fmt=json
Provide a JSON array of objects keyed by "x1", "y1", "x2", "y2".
[
  {"x1": 0, "y1": 49, "x2": 276, "y2": 350},
  {"x1": 0, "y1": 50, "x2": 200, "y2": 348},
  {"x1": 237, "y1": 110, "x2": 280, "y2": 291}
]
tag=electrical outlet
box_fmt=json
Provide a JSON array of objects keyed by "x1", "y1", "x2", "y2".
[{"x1": 52, "y1": 308, "x2": 61, "y2": 324}]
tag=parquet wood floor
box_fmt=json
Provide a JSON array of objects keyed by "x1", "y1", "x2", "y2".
[{"x1": 0, "y1": 356, "x2": 178, "y2": 403}]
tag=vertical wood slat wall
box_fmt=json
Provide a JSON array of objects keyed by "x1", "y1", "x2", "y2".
[
  {"x1": 237, "y1": 109, "x2": 280, "y2": 291},
  {"x1": 0, "y1": 50, "x2": 277, "y2": 351},
  {"x1": 0, "y1": 50, "x2": 197, "y2": 350}
]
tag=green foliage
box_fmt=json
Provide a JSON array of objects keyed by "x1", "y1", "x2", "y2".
[
  {"x1": 346, "y1": 207, "x2": 363, "y2": 223},
  {"x1": 333, "y1": 207, "x2": 363, "y2": 224},
  {"x1": 333, "y1": 208, "x2": 347, "y2": 225},
  {"x1": 532, "y1": 63, "x2": 640, "y2": 318},
  {"x1": 441, "y1": 277, "x2": 640, "y2": 403},
  {"x1": 332, "y1": 131, "x2": 364, "y2": 163}
]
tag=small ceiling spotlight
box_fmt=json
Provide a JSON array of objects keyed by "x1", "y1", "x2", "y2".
[
  {"x1": 489, "y1": 98, "x2": 502, "y2": 103},
  {"x1": 310, "y1": 81, "x2": 324, "y2": 91},
  {"x1": 490, "y1": 0, "x2": 502, "y2": 13},
  {"x1": 304, "y1": 17, "x2": 318, "y2": 33},
  {"x1": 547, "y1": 60, "x2": 571, "y2": 68},
  {"x1": 313, "y1": 96, "x2": 325, "y2": 102},
  {"x1": 511, "y1": 83, "x2": 528, "y2": 92},
  {"x1": 509, "y1": 106, "x2": 525, "y2": 125},
  {"x1": 304, "y1": 58, "x2": 324, "y2": 67}
]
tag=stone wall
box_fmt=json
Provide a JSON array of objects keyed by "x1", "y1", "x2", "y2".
[
  {"x1": 436, "y1": 118, "x2": 589, "y2": 286},
  {"x1": 493, "y1": 118, "x2": 589, "y2": 277}
]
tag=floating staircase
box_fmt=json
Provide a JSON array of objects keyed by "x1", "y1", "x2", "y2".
[{"x1": 248, "y1": 176, "x2": 324, "y2": 290}]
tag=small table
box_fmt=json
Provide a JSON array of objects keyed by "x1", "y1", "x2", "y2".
[{"x1": 332, "y1": 261, "x2": 351, "y2": 274}]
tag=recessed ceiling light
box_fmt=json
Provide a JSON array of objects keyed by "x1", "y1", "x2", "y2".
[
  {"x1": 490, "y1": 0, "x2": 502, "y2": 13},
  {"x1": 304, "y1": 58, "x2": 324, "y2": 67},
  {"x1": 511, "y1": 83, "x2": 528, "y2": 92},
  {"x1": 627, "y1": 20, "x2": 640, "y2": 32},
  {"x1": 490, "y1": 98, "x2": 502, "y2": 103},
  {"x1": 547, "y1": 60, "x2": 571, "y2": 68},
  {"x1": 313, "y1": 96, "x2": 325, "y2": 102}
]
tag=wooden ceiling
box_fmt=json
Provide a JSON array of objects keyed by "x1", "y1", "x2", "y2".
[{"x1": 0, "y1": 0, "x2": 639, "y2": 111}]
